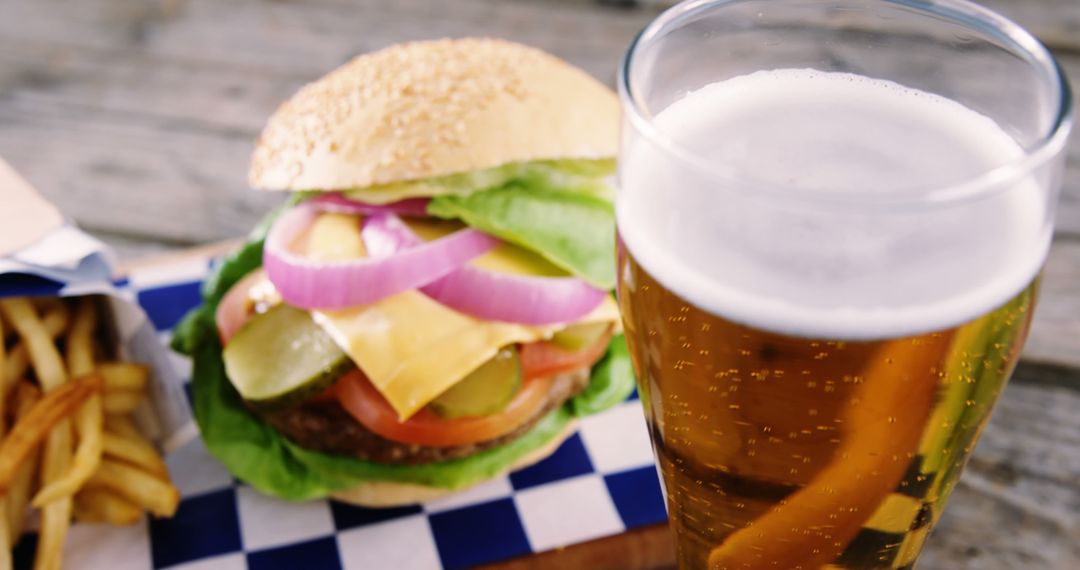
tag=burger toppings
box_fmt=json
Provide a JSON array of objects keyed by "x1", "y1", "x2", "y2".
[
  {"x1": 219, "y1": 211, "x2": 619, "y2": 421},
  {"x1": 520, "y1": 327, "x2": 613, "y2": 381},
  {"x1": 550, "y1": 321, "x2": 612, "y2": 350},
  {"x1": 427, "y1": 181, "x2": 616, "y2": 289},
  {"x1": 363, "y1": 213, "x2": 608, "y2": 325},
  {"x1": 262, "y1": 368, "x2": 591, "y2": 465},
  {"x1": 221, "y1": 304, "x2": 349, "y2": 410},
  {"x1": 264, "y1": 194, "x2": 609, "y2": 325},
  {"x1": 428, "y1": 346, "x2": 522, "y2": 420},
  {"x1": 263, "y1": 202, "x2": 498, "y2": 310},
  {"x1": 328, "y1": 329, "x2": 613, "y2": 449},
  {"x1": 335, "y1": 368, "x2": 554, "y2": 448}
]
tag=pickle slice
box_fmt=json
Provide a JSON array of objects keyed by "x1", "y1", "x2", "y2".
[
  {"x1": 430, "y1": 346, "x2": 521, "y2": 419},
  {"x1": 223, "y1": 304, "x2": 351, "y2": 411},
  {"x1": 551, "y1": 322, "x2": 610, "y2": 351}
]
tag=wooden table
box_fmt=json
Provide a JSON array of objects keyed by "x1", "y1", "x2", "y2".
[{"x1": 2, "y1": 1, "x2": 1077, "y2": 568}]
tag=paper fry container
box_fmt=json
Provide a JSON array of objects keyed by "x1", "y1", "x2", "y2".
[{"x1": 0, "y1": 157, "x2": 194, "y2": 452}]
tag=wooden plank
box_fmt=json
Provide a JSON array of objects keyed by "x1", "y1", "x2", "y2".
[
  {"x1": 973, "y1": 0, "x2": 1080, "y2": 51},
  {"x1": 0, "y1": 0, "x2": 654, "y2": 79},
  {"x1": 918, "y1": 381, "x2": 1080, "y2": 570},
  {"x1": 479, "y1": 524, "x2": 676, "y2": 570},
  {"x1": 1026, "y1": 239, "x2": 1080, "y2": 368},
  {"x1": 633, "y1": 0, "x2": 1080, "y2": 52}
]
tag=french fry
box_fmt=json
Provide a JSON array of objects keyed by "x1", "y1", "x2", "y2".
[
  {"x1": 1, "y1": 304, "x2": 70, "y2": 388},
  {"x1": 30, "y1": 298, "x2": 62, "y2": 314},
  {"x1": 0, "y1": 299, "x2": 79, "y2": 570},
  {"x1": 65, "y1": 299, "x2": 97, "y2": 378},
  {"x1": 0, "y1": 505, "x2": 9, "y2": 570},
  {"x1": 3, "y1": 303, "x2": 70, "y2": 396},
  {"x1": 2, "y1": 345, "x2": 28, "y2": 391},
  {"x1": 1, "y1": 296, "x2": 181, "y2": 569},
  {"x1": 32, "y1": 386, "x2": 103, "y2": 506},
  {"x1": 0, "y1": 333, "x2": 9, "y2": 570},
  {"x1": 0, "y1": 501, "x2": 9, "y2": 570},
  {"x1": 102, "y1": 390, "x2": 143, "y2": 414},
  {"x1": 5, "y1": 383, "x2": 41, "y2": 545},
  {"x1": 99, "y1": 363, "x2": 150, "y2": 394},
  {"x1": 0, "y1": 320, "x2": 6, "y2": 432},
  {"x1": 33, "y1": 300, "x2": 105, "y2": 507},
  {"x1": 36, "y1": 420, "x2": 73, "y2": 570},
  {"x1": 85, "y1": 459, "x2": 179, "y2": 518},
  {"x1": 0, "y1": 309, "x2": 6, "y2": 396},
  {"x1": 0, "y1": 298, "x2": 66, "y2": 390},
  {"x1": 104, "y1": 414, "x2": 142, "y2": 441},
  {"x1": 104, "y1": 414, "x2": 168, "y2": 475},
  {"x1": 40, "y1": 304, "x2": 70, "y2": 339},
  {"x1": 0, "y1": 375, "x2": 101, "y2": 494},
  {"x1": 73, "y1": 488, "x2": 142, "y2": 526},
  {"x1": 102, "y1": 432, "x2": 168, "y2": 479}
]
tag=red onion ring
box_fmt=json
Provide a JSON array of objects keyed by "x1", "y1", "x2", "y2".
[
  {"x1": 263, "y1": 204, "x2": 497, "y2": 309},
  {"x1": 363, "y1": 214, "x2": 606, "y2": 325}
]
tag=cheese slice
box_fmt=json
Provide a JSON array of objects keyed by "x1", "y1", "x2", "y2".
[{"x1": 303, "y1": 212, "x2": 620, "y2": 420}]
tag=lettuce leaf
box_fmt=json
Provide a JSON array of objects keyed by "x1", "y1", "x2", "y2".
[
  {"x1": 571, "y1": 333, "x2": 633, "y2": 416},
  {"x1": 171, "y1": 232, "x2": 635, "y2": 501},
  {"x1": 340, "y1": 159, "x2": 614, "y2": 204},
  {"x1": 428, "y1": 185, "x2": 616, "y2": 289}
]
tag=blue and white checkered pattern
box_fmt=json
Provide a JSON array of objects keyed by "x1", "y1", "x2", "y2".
[{"x1": 13, "y1": 259, "x2": 668, "y2": 570}]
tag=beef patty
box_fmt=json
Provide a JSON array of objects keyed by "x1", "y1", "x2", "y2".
[{"x1": 261, "y1": 368, "x2": 590, "y2": 465}]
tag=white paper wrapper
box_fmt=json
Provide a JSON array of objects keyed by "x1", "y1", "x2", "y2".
[{"x1": 0, "y1": 217, "x2": 194, "y2": 454}]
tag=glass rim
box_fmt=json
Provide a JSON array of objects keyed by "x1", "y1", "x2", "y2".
[{"x1": 618, "y1": 0, "x2": 1075, "y2": 207}]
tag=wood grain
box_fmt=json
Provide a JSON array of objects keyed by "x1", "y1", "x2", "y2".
[{"x1": 479, "y1": 524, "x2": 676, "y2": 570}]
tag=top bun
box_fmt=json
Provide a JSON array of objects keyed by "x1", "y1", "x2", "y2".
[{"x1": 249, "y1": 38, "x2": 620, "y2": 192}]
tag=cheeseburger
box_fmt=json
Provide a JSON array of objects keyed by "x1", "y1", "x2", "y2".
[{"x1": 174, "y1": 38, "x2": 634, "y2": 506}]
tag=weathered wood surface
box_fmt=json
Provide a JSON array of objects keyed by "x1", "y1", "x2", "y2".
[{"x1": 2, "y1": 1, "x2": 1077, "y2": 568}]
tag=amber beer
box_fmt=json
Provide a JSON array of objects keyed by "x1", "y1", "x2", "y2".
[
  {"x1": 619, "y1": 249, "x2": 1036, "y2": 568},
  {"x1": 616, "y1": 70, "x2": 1052, "y2": 568}
]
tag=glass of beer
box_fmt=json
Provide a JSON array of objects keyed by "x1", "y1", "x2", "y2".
[{"x1": 615, "y1": 1, "x2": 1073, "y2": 567}]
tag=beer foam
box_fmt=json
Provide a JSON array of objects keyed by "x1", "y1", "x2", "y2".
[{"x1": 618, "y1": 69, "x2": 1051, "y2": 340}]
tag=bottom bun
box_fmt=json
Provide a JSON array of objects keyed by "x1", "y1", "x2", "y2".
[{"x1": 329, "y1": 419, "x2": 579, "y2": 507}]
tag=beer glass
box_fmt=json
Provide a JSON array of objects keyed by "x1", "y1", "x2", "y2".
[{"x1": 615, "y1": 0, "x2": 1072, "y2": 567}]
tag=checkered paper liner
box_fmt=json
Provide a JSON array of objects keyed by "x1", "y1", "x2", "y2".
[{"x1": 8, "y1": 257, "x2": 668, "y2": 570}]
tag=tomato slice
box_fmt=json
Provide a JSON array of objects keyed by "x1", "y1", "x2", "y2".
[
  {"x1": 520, "y1": 328, "x2": 612, "y2": 381},
  {"x1": 335, "y1": 368, "x2": 554, "y2": 447},
  {"x1": 215, "y1": 268, "x2": 282, "y2": 345},
  {"x1": 216, "y1": 269, "x2": 264, "y2": 344}
]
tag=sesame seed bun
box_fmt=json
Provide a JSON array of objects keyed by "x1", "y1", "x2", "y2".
[
  {"x1": 248, "y1": 38, "x2": 619, "y2": 192},
  {"x1": 328, "y1": 420, "x2": 577, "y2": 507}
]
